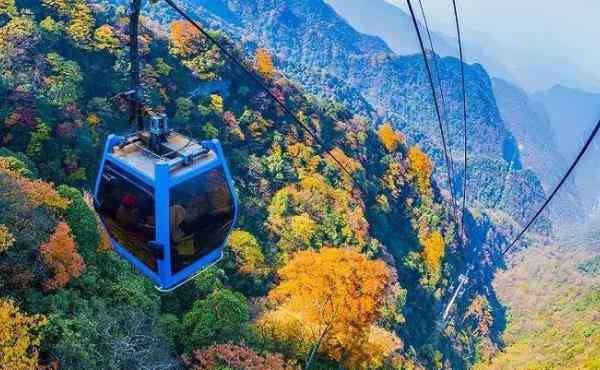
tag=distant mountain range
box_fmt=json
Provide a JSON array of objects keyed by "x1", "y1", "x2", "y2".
[
  {"x1": 324, "y1": 0, "x2": 454, "y2": 56},
  {"x1": 326, "y1": 0, "x2": 600, "y2": 93},
  {"x1": 492, "y1": 78, "x2": 584, "y2": 224},
  {"x1": 322, "y1": 0, "x2": 595, "y2": 223}
]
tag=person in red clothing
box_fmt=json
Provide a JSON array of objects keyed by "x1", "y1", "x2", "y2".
[{"x1": 116, "y1": 193, "x2": 139, "y2": 229}]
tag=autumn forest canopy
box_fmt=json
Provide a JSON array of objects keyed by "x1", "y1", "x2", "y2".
[{"x1": 0, "y1": 0, "x2": 578, "y2": 369}]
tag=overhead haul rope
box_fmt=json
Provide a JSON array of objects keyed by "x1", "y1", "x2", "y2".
[
  {"x1": 502, "y1": 119, "x2": 600, "y2": 256},
  {"x1": 420, "y1": 0, "x2": 600, "y2": 324},
  {"x1": 161, "y1": 0, "x2": 368, "y2": 195},
  {"x1": 444, "y1": 0, "x2": 600, "y2": 320},
  {"x1": 441, "y1": 118, "x2": 600, "y2": 323},
  {"x1": 417, "y1": 0, "x2": 458, "y2": 204},
  {"x1": 451, "y1": 0, "x2": 469, "y2": 241},
  {"x1": 406, "y1": 0, "x2": 459, "y2": 218},
  {"x1": 440, "y1": 0, "x2": 471, "y2": 324}
]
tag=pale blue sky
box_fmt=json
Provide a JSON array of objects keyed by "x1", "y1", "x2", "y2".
[{"x1": 387, "y1": 0, "x2": 600, "y2": 89}]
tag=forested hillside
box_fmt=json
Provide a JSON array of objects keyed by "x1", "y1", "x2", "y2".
[
  {"x1": 476, "y1": 237, "x2": 600, "y2": 369},
  {"x1": 0, "y1": 1, "x2": 513, "y2": 369},
  {"x1": 161, "y1": 0, "x2": 549, "y2": 229},
  {"x1": 492, "y1": 78, "x2": 584, "y2": 224}
]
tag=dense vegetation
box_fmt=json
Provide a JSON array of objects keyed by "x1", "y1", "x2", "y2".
[
  {"x1": 169, "y1": 0, "x2": 550, "y2": 230},
  {"x1": 477, "y1": 241, "x2": 600, "y2": 369},
  {"x1": 0, "y1": 1, "x2": 514, "y2": 369}
]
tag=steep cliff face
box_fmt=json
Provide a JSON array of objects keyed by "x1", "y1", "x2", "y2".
[
  {"x1": 492, "y1": 78, "x2": 584, "y2": 224},
  {"x1": 169, "y1": 0, "x2": 548, "y2": 227}
]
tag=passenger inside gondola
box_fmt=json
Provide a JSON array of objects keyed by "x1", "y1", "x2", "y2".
[
  {"x1": 97, "y1": 165, "x2": 157, "y2": 271},
  {"x1": 170, "y1": 167, "x2": 234, "y2": 273}
]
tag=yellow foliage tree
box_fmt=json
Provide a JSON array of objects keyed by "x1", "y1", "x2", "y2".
[
  {"x1": 285, "y1": 143, "x2": 320, "y2": 177},
  {"x1": 382, "y1": 161, "x2": 406, "y2": 199},
  {"x1": 43, "y1": 0, "x2": 94, "y2": 46},
  {"x1": 345, "y1": 326, "x2": 403, "y2": 369},
  {"x1": 94, "y1": 24, "x2": 119, "y2": 52},
  {"x1": 274, "y1": 213, "x2": 318, "y2": 262},
  {"x1": 210, "y1": 94, "x2": 224, "y2": 114},
  {"x1": 20, "y1": 179, "x2": 70, "y2": 210},
  {"x1": 261, "y1": 248, "x2": 399, "y2": 369},
  {"x1": 42, "y1": 0, "x2": 70, "y2": 15},
  {"x1": 420, "y1": 230, "x2": 445, "y2": 276},
  {"x1": 40, "y1": 222, "x2": 86, "y2": 290},
  {"x1": 0, "y1": 0, "x2": 17, "y2": 16},
  {"x1": 266, "y1": 175, "x2": 369, "y2": 259},
  {"x1": 408, "y1": 146, "x2": 433, "y2": 197},
  {"x1": 255, "y1": 48, "x2": 275, "y2": 79},
  {"x1": 227, "y1": 230, "x2": 269, "y2": 278},
  {"x1": 0, "y1": 160, "x2": 70, "y2": 210},
  {"x1": 377, "y1": 123, "x2": 406, "y2": 152},
  {"x1": 0, "y1": 298, "x2": 47, "y2": 370},
  {"x1": 0, "y1": 224, "x2": 15, "y2": 253},
  {"x1": 86, "y1": 113, "x2": 101, "y2": 127}
]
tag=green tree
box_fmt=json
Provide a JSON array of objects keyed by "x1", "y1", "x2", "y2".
[
  {"x1": 42, "y1": 53, "x2": 83, "y2": 108},
  {"x1": 57, "y1": 186, "x2": 99, "y2": 263},
  {"x1": 182, "y1": 289, "x2": 250, "y2": 352}
]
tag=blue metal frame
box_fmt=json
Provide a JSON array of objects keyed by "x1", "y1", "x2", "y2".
[{"x1": 93, "y1": 136, "x2": 239, "y2": 291}]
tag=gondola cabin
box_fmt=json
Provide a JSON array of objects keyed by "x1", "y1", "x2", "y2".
[{"x1": 93, "y1": 117, "x2": 238, "y2": 291}]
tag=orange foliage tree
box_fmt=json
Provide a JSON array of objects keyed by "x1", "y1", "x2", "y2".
[
  {"x1": 255, "y1": 48, "x2": 275, "y2": 79},
  {"x1": 258, "y1": 248, "x2": 400, "y2": 369},
  {"x1": 408, "y1": 146, "x2": 433, "y2": 197},
  {"x1": 466, "y1": 295, "x2": 493, "y2": 336},
  {"x1": 20, "y1": 179, "x2": 70, "y2": 210},
  {"x1": 40, "y1": 222, "x2": 86, "y2": 290},
  {"x1": 377, "y1": 123, "x2": 406, "y2": 152},
  {"x1": 0, "y1": 298, "x2": 47, "y2": 370},
  {"x1": 94, "y1": 24, "x2": 120, "y2": 52},
  {"x1": 169, "y1": 20, "x2": 200, "y2": 57},
  {"x1": 0, "y1": 157, "x2": 70, "y2": 210}
]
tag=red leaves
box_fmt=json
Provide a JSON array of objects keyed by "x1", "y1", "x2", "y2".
[{"x1": 184, "y1": 343, "x2": 299, "y2": 370}]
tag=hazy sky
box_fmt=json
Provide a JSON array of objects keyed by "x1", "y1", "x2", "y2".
[{"x1": 387, "y1": 0, "x2": 600, "y2": 86}]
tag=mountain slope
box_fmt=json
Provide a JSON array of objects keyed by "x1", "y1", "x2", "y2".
[
  {"x1": 0, "y1": 0, "x2": 509, "y2": 368},
  {"x1": 477, "y1": 240, "x2": 600, "y2": 369},
  {"x1": 169, "y1": 0, "x2": 548, "y2": 227},
  {"x1": 492, "y1": 78, "x2": 584, "y2": 224},
  {"x1": 532, "y1": 85, "x2": 600, "y2": 213}
]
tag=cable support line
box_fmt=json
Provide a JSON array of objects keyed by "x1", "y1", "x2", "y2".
[
  {"x1": 502, "y1": 119, "x2": 600, "y2": 256},
  {"x1": 162, "y1": 0, "x2": 368, "y2": 195},
  {"x1": 451, "y1": 0, "x2": 469, "y2": 241},
  {"x1": 442, "y1": 118, "x2": 600, "y2": 324},
  {"x1": 406, "y1": 0, "x2": 459, "y2": 217},
  {"x1": 417, "y1": 0, "x2": 457, "y2": 191}
]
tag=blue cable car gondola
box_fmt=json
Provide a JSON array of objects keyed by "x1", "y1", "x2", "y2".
[{"x1": 92, "y1": 0, "x2": 238, "y2": 291}]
